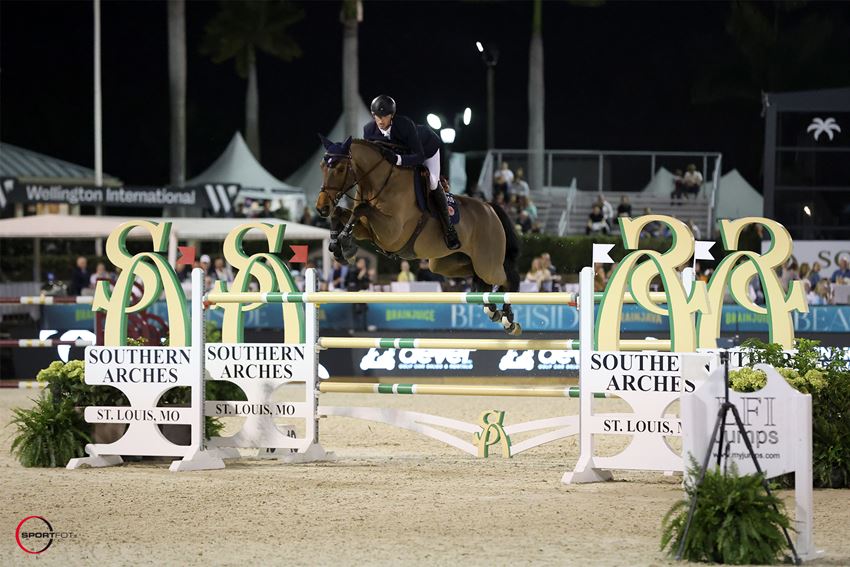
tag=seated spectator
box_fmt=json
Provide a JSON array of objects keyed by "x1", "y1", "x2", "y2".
[
  {"x1": 586, "y1": 205, "x2": 608, "y2": 235},
  {"x1": 517, "y1": 210, "x2": 533, "y2": 234},
  {"x1": 617, "y1": 195, "x2": 632, "y2": 218},
  {"x1": 200, "y1": 254, "x2": 212, "y2": 277},
  {"x1": 540, "y1": 252, "x2": 556, "y2": 275},
  {"x1": 492, "y1": 192, "x2": 510, "y2": 215},
  {"x1": 809, "y1": 262, "x2": 823, "y2": 287},
  {"x1": 517, "y1": 195, "x2": 537, "y2": 221},
  {"x1": 640, "y1": 207, "x2": 663, "y2": 238},
  {"x1": 593, "y1": 194, "x2": 614, "y2": 230},
  {"x1": 810, "y1": 279, "x2": 832, "y2": 305},
  {"x1": 345, "y1": 257, "x2": 371, "y2": 291},
  {"x1": 68, "y1": 256, "x2": 90, "y2": 296},
  {"x1": 299, "y1": 207, "x2": 314, "y2": 226},
  {"x1": 683, "y1": 164, "x2": 703, "y2": 197},
  {"x1": 330, "y1": 260, "x2": 349, "y2": 290},
  {"x1": 416, "y1": 259, "x2": 444, "y2": 283},
  {"x1": 89, "y1": 262, "x2": 113, "y2": 288},
  {"x1": 831, "y1": 257, "x2": 850, "y2": 283},
  {"x1": 493, "y1": 161, "x2": 514, "y2": 202},
  {"x1": 799, "y1": 262, "x2": 811, "y2": 283},
  {"x1": 511, "y1": 167, "x2": 530, "y2": 198},
  {"x1": 523, "y1": 257, "x2": 552, "y2": 291},
  {"x1": 780, "y1": 260, "x2": 799, "y2": 292},
  {"x1": 671, "y1": 169, "x2": 685, "y2": 202},
  {"x1": 397, "y1": 260, "x2": 415, "y2": 282},
  {"x1": 210, "y1": 257, "x2": 235, "y2": 284}
]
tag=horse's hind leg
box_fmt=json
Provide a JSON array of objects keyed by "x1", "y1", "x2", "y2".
[
  {"x1": 473, "y1": 276, "x2": 502, "y2": 323},
  {"x1": 498, "y1": 254, "x2": 522, "y2": 335}
]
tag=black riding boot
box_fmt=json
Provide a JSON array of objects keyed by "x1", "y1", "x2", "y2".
[{"x1": 432, "y1": 188, "x2": 461, "y2": 250}]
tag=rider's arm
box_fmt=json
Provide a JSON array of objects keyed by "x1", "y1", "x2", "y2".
[{"x1": 393, "y1": 116, "x2": 426, "y2": 167}]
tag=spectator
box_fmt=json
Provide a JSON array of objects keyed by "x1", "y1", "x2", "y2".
[
  {"x1": 683, "y1": 164, "x2": 703, "y2": 197},
  {"x1": 493, "y1": 192, "x2": 510, "y2": 215},
  {"x1": 830, "y1": 257, "x2": 850, "y2": 284},
  {"x1": 523, "y1": 257, "x2": 552, "y2": 291},
  {"x1": 517, "y1": 195, "x2": 537, "y2": 221},
  {"x1": 617, "y1": 195, "x2": 632, "y2": 217},
  {"x1": 517, "y1": 210, "x2": 533, "y2": 234},
  {"x1": 687, "y1": 219, "x2": 702, "y2": 240},
  {"x1": 89, "y1": 262, "x2": 112, "y2": 288},
  {"x1": 200, "y1": 254, "x2": 212, "y2": 276},
  {"x1": 809, "y1": 262, "x2": 823, "y2": 287},
  {"x1": 511, "y1": 167, "x2": 530, "y2": 198},
  {"x1": 780, "y1": 260, "x2": 799, "y2": 292},
  {"x1": 397, "y1": 260, "x2": 415, "y2": 282},
  {"x1": 811, "y1": 279, "x2": 832, "y2": 305},
  {"x1": 345, "y1": 257, "x2": 371, "y2": 291},
  {"x1": 299, "y1": 207, "x2": 314, "y2": 226},
  {"x1": 540, "y1": 252, "x2": 556, "y2": 276},
  {"x1": 416, "y1": 259, "x2": 444, "y2": 283},
  {"x1": 748, "y1": 274, "x2": 765, "y2": 306},
  {"x1": 594, "y1": 194, "x2": 614, "y2": 228},
  {"x1": 641, "y1": 207, "x2": 663, "y2": 238},
  {"x1": 586, "y1": 205, "x2": 608, "y2": 235},
  {"x1": 493, "y1": 162, "x2": 514, "y2": 202},
  {"x1": 331, "y1": 260, "x2": 348, "y2": 290},
  {"x1": 210, "y1": 257, "x2": 234, "y2": 284},
  {"x1": 68, "y1": 256, "x2": 90, "y2": 296},
  {"x1": 799, "y1": 262, "x2": 811, "y2": 283},
  {"x1": 671, "y1": 169, "x2": 685, "y2": 203}
]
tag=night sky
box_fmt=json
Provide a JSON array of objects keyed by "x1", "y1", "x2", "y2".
[{"x1": 2, "y1": 0, "x2": 849, "y2": 187}]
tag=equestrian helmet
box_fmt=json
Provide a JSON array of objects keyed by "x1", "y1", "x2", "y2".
[{"x1": 370, "y1": 95, "x2": 396, "y2": 117}]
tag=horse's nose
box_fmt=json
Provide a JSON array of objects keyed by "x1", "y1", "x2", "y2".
[{"x1": 316, "y1": 205, "x2": 329, "y2": 218}]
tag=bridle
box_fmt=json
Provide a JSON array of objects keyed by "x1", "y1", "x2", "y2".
[{"x1": 319, "y1": 148, "x2": 395, "y2": 210}]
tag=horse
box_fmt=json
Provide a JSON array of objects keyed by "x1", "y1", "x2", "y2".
[{"x1": 315, "y1": 136, "x2": 522, "y2": 335}]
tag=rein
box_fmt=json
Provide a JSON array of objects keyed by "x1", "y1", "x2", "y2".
[{"x1": 319, "y1": 146, "x2": 394, "y2": 209}]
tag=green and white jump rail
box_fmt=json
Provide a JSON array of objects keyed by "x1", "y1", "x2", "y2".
[
  {"x1": 317, "y1": 337, "x2": 671, "y2": 352},
  {"x1": 319, "y1": 382, "x2": 615, "y2": 398},
  {"x1": 205, "y1": 290, "x2": 670, "y2": 307}
]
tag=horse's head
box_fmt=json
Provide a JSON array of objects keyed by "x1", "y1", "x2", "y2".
[{"x1": 316, "y1": 134, "x2": 354, "y2": 217}]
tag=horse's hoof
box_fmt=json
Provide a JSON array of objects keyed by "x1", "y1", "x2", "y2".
[
  {"x1": 508, "y1": 322, "x2": 522, "y2": 336},
  {"x1": 487, "y1": 309, "x2": 502, "y2": 323}
]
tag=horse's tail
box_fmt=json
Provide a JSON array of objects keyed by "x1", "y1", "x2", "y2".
[{"x1": 489, "y1": 203, "x2": 521, "y2": 292}]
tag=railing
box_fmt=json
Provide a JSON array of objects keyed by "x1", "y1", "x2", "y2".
[{"x1": 470, "y1": 148, "x2": 723, "y2": 198}]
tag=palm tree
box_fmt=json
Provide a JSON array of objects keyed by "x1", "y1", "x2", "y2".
[
  {"x1": 167, "y1": 0, "x2": 186, "y2": 187},
  {"x1": 341, "y1": 1, "x2": 362, "y2": 138},
  {"x1": 527, "y1": 0, "x2": 544, "y2": 194},
  {"x1": 201, "y1": 1, "x2": 303, "y2": 160}
]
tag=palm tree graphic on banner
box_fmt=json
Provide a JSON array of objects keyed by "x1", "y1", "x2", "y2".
[{"x1": 806, "y1": 117, "x2": 841, "y2": 141}]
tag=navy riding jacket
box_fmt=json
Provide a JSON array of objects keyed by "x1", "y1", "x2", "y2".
[{"x1": 363, "y1": 115, "x2": 440, "y2": 167}]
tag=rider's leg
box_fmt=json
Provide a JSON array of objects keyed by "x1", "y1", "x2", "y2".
[{"x1": 425, "y1": 149, "x2": 461, "y2": 250}]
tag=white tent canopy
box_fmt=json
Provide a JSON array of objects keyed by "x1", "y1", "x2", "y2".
[
  {"x1": 714, "y1": 169, "x2": 763, "y2": 219},
  {"x1": 188, "y1": 132, "x2": 306, "y2": 216},
  {"x1": 286, "y1": 99, "x2": 372, "y2": 204}
]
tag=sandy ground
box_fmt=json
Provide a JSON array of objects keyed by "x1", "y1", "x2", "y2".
[{"x1": 2, "y1": 387, "x2": 849, "y2": 566}]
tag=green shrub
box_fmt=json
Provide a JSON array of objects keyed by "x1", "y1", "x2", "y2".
[
  {"x1": 739, "y1": 338, "x2": 850, "y2": 488},
  {"x1": 10, "y1": 393, "x2": 91, "y2": 467},
  {"x1": 661, "y1": 460, "x2": 793, "y2": 564}
]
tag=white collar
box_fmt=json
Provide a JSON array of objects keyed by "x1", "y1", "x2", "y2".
[{"x1": 379, "y1": 125, "x2": 392, "y2": 137}]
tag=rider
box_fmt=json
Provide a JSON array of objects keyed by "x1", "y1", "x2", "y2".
[{"x1": 364, "y1": 94, "x2": 461, "y2": 250}]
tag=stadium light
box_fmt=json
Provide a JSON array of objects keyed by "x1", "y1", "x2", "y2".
[
  {"x1": 803, "y1": 205, "x2": 812, "y2": 217},
  {"x1": 476, "y1": 41, "x2": 484, "y2": 53},
  {"x1": 426, "y1": 113, "x2": 442, "y2": 130},
  {"x1": 463, "y1": 107, "x2": 472, "y2": 126},
  {"x1": 440, "y1": 128, "x2": 457, "y2": 144}
]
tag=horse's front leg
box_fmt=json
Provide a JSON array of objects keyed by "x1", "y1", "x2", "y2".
[{"x1": 330, "y1": 207, "x2": 359, "y2": 264}]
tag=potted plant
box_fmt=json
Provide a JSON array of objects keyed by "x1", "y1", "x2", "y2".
[
  {"x1": 10, "y1": 392, "x2": 91, "y2": 467},
  {"x1": 661, "y1": 460, "x2": 793, "y2": 564}
]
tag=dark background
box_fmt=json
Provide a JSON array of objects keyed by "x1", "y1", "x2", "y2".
[{"x1": 2, "y1": 0, "x2": 849, "y2": 186}]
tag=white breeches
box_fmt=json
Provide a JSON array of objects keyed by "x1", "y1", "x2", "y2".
[{"x1": 424, "y1": 149, "x2": 441, "y2": 190}]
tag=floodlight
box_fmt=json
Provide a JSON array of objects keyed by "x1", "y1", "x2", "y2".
[
  {"x1": 426, "y1": 113, "x2": 442, "y2": 130},
  {"x1": 463, "y1": 107, "x2": 472, "y2": 125},
  {"x1": 440, "y1": 128, "x2": 456, "y2": 144}
]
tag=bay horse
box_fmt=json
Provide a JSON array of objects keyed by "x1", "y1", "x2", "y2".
[{"x1": 316, "y1": 136, "x2": 522, "y2": 335}]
